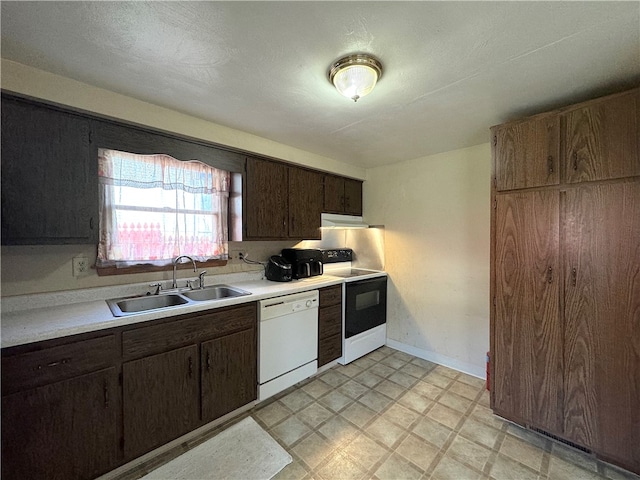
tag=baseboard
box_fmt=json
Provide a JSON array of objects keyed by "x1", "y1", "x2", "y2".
[{"x1": 385, "y1": 339, "x2": 485, "y2": 379}]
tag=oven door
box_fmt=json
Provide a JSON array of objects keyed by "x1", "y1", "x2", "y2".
[{"x1": 345, "y1": 277, "x2": 387, "y2": 338}]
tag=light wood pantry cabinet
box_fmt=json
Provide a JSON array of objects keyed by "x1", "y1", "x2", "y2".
[{"x1": 490, "y1": 87, "x2": 640, "y2": 475}]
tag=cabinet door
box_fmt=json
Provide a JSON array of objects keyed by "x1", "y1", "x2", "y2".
[
  {"x1": 1, "y1": 95, "x2": 98, "y2": 244},
  {"x1": 324, "y1": 175, "x2": 345, "y2": 213},
  {"x1": 563, "y1": 89, "x2": 640, "y2": 184},
  {"x1": 493, "y1": 115, "x2": 560, "y2": 191},
  {"x1": 344, "y1": 178, "x2": 363, "y2": 215},
  {"x1": 123, "y1": 345, "x2": 199, "y2": 460},
  {"x1": 1, "y1": 368, "x2": 119, "y2": 480},
  {"x1": 563, "y1": 182, "x2": 640, "y2": 469},
  {"x1": 201, "y1": 329, "x2": 257, "y2": 423},
  {"x1": 244, "y1": 157, "x2": 288, "y2": 239},
  {"x1": 493, "y1": 190, "x2": 563, "y2": 434},
  {"x1": 289, "y1": 167, "x2": 323, "y2": 239}
]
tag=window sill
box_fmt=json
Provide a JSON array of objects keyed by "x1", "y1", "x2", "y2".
[{"x1": 96, "y1": 259, "x2": 228, "y2": 276}]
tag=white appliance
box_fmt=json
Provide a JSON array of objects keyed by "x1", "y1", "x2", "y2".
[{"x1": 258, "y1": 290, "x2": 319, "y2": 401}]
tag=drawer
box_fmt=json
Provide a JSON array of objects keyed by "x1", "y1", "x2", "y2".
[
  {"x1": 319, "y1": 285, "x2": 342, "y2": 307},
  {"x1": 1, "y1": 335, "x2": 117, "y2": 395},
  {"x1": 123, "y1": 303, "x2": 256, "y2": 360},
  {"x1": 318, "y1": 333, "x2": 342, "y2": 367},
  {"x1": 319, "y1": 304, "x2": 342, "y2": 339}
]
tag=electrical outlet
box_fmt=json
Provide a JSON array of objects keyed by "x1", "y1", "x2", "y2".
[{"x1": 72, "y1": 256, "x2": 89, "y2": 277}]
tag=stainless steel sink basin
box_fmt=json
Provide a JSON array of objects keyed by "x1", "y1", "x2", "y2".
[
  {"x1": 107, "y1": 294, "x2": 188, "y2": 316},
  {"x1": 182, "y1": 285, "x2": 251, "y2": 302},
  {"x1": 106, "y1": 284, "x2": 252, "y2": 316}
]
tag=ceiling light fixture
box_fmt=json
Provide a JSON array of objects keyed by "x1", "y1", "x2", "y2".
[{"x1": 329, "y1": 54, "x2": 383, "y2": 102}]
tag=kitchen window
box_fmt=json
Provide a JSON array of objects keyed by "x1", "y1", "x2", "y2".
[{"x1": 97, "y1": 148, "x2": 230, "y2": 273}]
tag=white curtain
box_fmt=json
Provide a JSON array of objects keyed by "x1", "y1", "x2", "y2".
[{"x1": 97, "y1": 149, "x2": 230, "y2": 267}]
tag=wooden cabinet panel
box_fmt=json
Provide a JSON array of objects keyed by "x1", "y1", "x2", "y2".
[
  {"x1": 122, "y1": 303, "x2": 256, "y2": 360},
  {"x1": 493, "y1": 190, "x2": 563, "y2": 434},
  {"x1": 494, "y1": 115, "x2": 560, "y2": 191},
  {"x1": 123, "y1": 345, "x2": 199, "y2": 460},
  {"x1": 289, "y1": 167, "x2": 323, "y2": 239},
  {"x1": 563, "y1": 89, "x2": 640, "y2": 184},
  {"x1": 244, "y1": 157, "x2": 288, "y2": 239},
  {"x1": 201, "y1": 328, "x2": 257, "y2": 422},
  {"x1": 323, "y1": 175, "x2": 363, "y2": 216},
  {"x1": 318, "y1": 334, "x2": 342, "y2": 367},
  {"x1": 1, "y1": 335, "x2": 117, "y2": 395},
  {"x1": 319, "y1": 304, "x2": 342, "y2": 339},
  {"x1": 1, "y1": 367, "x2": 119, "y2": 480},
  {"x1": 344, "y1": 178, "x2": 363, "y2": 215},
  {"x1": 324, "y1": 175, "x2": 345, "y2": 213},
  {"x1": 1, "y1": 95, "x2": 98, "y2": 244},
  {"x1": 563, "y1": 182, "x2": 640, "y2": 469},
  {"x1": 319, "y1": 285, "x2": 342, "y2": 307},
  {"x1": 318, "y1": 285, "x2": 343, "y2": 366}
]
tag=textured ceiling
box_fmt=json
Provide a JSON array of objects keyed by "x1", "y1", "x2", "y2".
[{"x1": 1, "y1": 1, "x2": 639, "y2": 168}]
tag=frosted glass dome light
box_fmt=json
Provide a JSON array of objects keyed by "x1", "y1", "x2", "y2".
[{"x1": 329, "y1": 54, "x2": 383, "y2": 102}]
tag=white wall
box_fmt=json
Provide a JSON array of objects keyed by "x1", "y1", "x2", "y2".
[{"x1": 364, "y1": 144, "x2": 491, "y2": 377}]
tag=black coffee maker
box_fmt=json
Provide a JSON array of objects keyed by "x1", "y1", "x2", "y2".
[{"x1": 281, "y1": 248, "x2": 323, "y2": 279}]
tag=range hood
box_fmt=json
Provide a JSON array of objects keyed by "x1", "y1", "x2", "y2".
[{"x1": 321, "y1": 213, "x2": 370, "y2": 229}]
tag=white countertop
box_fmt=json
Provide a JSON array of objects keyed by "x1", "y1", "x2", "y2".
[{"x1": 1, "y1": 273, "x2": 350, "y2": 349}]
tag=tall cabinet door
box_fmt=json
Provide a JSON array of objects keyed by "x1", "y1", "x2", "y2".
[
  {"x1": 563, "y1": 182, "x2": 640, "y2": 469},
  {"x1": 288, "y1": 167, "x2": 323, "y2": 239},
  {"x1": 493, "y1": 190, "x2": 563, "y2": 434},
  {"x1": 244, "y1": 157, "x2": 288, "y2": 239}
]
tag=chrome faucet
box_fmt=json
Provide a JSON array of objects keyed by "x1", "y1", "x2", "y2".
[{"x1": 172, "y1": 255, "x2": 197, "y2": 289}]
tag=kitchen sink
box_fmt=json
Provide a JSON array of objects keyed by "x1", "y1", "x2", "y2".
[
  {"x1": 107, "y1": 294, "x2": 188, "y2": 316},
  {"x1": 106, "y1": 284, "x2": 252, "y2": 316},
  {"x1": 182, "y1": 285, "x2": 251, "y2": 302}
]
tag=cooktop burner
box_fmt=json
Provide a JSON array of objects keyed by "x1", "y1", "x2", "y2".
[{"x1": 330, "y1": 268, "x2": 380, "y2": 278}]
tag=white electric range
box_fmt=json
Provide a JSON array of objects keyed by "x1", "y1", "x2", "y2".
[{"x1": 321, "y1": 249, "x2": 387, "y2": 364}]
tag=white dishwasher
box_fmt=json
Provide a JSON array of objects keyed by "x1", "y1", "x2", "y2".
[{"x1": 258, "y1": 290, "x2": 319, "y2": 401}]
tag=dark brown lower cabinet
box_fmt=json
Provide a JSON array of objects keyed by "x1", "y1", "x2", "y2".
[
  {"x1": 123, "y1": 345, "x2": 200, "y2": 460},
  {"x1": 1, "y1": 367, "x2": 119, "y2": 480},
  {"x1": 318, "y1": 285, "x2": 343, "y2": 366},
  {"x1": 202, "y1": 328, "x2": 257, "y2": 422}
]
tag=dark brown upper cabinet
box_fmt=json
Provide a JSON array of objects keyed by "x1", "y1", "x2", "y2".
[
  {"x1": 244, "y1": 157, "x2": 322, "y2": 240},
  {"x1": 492, "y1": 114, "x2": 560, "y2": 191},
  {"x1": 562, "y1": 89, "x2": 639, "y2": 184},
  {"x1": 324, "y1": 175, "x2": 363, "y2": 215},
  {"x1": 1, "y1": 94, "x2": 98, "y2": 244}
]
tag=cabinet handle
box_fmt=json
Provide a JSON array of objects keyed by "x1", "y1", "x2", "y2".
[
  {"x1": 291, "y1": 216, "x2": 295, "y2": 231},
  {"x1": 571, "y1": 267, "x2": 577, "y2": 286},
  {"x1": 206, "y1": 351, "x2": 211, "y2": 371},
  {"x1": 572, "y1": 152, "x2": 578, "y2": 171},
  {"x1": 37, "y1": 358, "x2": 70, "y2": 370},
  {"x1": 188, "y1": 356, "x2": 193, "y2": 378},
  {"x1": 547, "y1": 155, "x2": 554, "y2": 174},
  {"x1": 104, "y1": 380, "x2": 109, "y2": 408},
  {"x1": 547, "y1": 266, "x2": 553, "y2": 284}
]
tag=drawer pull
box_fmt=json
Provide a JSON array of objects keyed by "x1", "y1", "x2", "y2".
[{"x1": 37, "y1": 358, "x2": 70, "y2": 369}]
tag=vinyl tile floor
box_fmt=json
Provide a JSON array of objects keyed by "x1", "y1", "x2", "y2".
[{"x1": 118, "y1": 346, "x2": 639, "y2": 480}]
